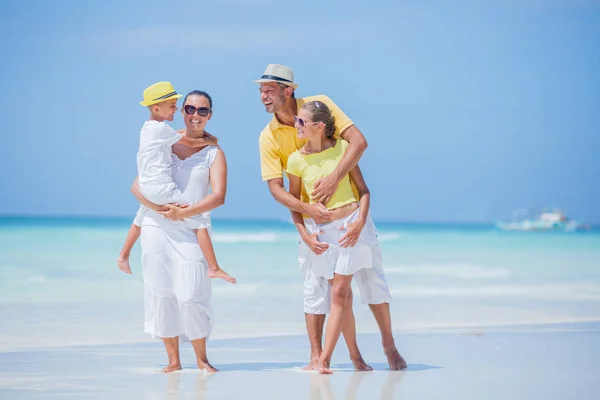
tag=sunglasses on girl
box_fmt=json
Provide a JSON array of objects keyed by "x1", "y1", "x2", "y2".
[
  {"x1": 294, "y1": 116, "x2": 320, "y2": 128},
  {"x1": 184, "y1": 105, "x2": 211, "y2": 117}
]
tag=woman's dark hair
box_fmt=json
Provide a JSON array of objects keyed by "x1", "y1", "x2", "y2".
[
  {"x1": 183, "y1": 90, "x2": 213, "y2": 109},
  {"x1": 301, "y1": 101, "x2": 336, "y2": 138}
]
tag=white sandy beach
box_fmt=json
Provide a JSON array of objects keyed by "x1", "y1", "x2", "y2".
[{"x1": 1, "y1": 325, "x2": 599, "y2": 399}]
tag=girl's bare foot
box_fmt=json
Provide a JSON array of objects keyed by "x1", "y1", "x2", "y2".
[
  {"x1": 197, "y1": 359, "x2": 218, "y2": 372},
  {"x1": 208, "y1": 266, "x2": 236, "y2": 284},
  {"x1": 161, "y1": 362, "x2": 182, "y2": 373},
  {"x1": 350, "y1": 354, "x2": 373, "y2": 371},
  {"x1": 317, "y1": 359, "x2": 333, "y2": 375},
  {"x1": 384, "y1": 346, "x2": 407, "y2": 370},
  {"x1": 117, "y1": 256, "x2": 132, "y2": 274}
]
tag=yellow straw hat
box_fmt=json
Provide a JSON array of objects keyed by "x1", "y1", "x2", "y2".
[{"x1": 139, "y1": 81, "x2": 183, "y2": 106}]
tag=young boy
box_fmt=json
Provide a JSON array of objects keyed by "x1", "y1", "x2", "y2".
[{"x1": 117, "y1": 81, "x2": 235, "y2": 284}]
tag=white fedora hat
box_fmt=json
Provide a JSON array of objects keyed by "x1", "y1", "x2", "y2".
[{"x1": 254, "y1": 64, "x2": 298, "y2": 90}]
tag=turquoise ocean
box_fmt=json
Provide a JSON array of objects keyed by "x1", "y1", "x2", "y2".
[{"x1": 1, "y1": 216, "x2": 599, "y2": 352}]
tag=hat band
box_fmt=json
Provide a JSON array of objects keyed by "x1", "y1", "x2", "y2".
[
  {"x1": 261, "y1": 75, "x2": 293, "y2": 84},
  {"x1": 153, "y1": 91, "x2": 178, "y2": 101}
]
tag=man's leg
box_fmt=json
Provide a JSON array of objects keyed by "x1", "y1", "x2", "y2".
[
  {"x1": 368, "y1": 302, "x2": 407, "y2": 370},
  {"x1": 355, "y1": 266, "x2": 407, "y2": 370},
  {"x1": 304, "y1": 313, "x2": 326, "y2": 370},
  {"x1": 303, "y1": 266, "x2": 329, "y2": 370}
]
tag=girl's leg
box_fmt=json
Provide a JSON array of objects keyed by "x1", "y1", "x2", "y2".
[
  {"x1": 161, "y1": 336, "x2": 182, "y2": 373},
  {"x1": 318, "y1": 273, "x2": 354, "y2": 374},
  {"x1": 341, "y1": 289, "x2": 372, "y2": 371},
  {"x1": 117, "y1": 223, "x2": 141, "y2": 274},
  {"x1": 191, "y1": 337, "x2": 218, "y2": 372}
]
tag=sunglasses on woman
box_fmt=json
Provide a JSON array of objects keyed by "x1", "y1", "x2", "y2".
[
  {"x1": 184, "y1": 105, "x2": 211, "y2": 117},
  {"x1": 294, "y1": 116, "x2": 320, "y2": 128}
]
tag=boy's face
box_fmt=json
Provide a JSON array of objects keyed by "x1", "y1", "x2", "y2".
[{"x1": 152, "y1": 99, "x2": 178, "y2": 121}]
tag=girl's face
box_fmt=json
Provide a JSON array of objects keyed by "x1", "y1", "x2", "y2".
[
  {"x1": 182, "y1": 95, "x2": 212, "y2": 134},
  {"x1": 295, "y1": 108, "x2": 322, "y2": 140}
]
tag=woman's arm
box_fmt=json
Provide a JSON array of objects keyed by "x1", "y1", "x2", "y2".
[
  {"x1": 339, "y1": 165, "x2": 370, "y2": 248},
  {"x1": 162, "y1": 149, "x2": 227, "y2": 220},
  {"x1": 131, "y1": 178, "x2": 168, "y2": 212},
  {"x1": 289, "y1": 174, "x2": 329, "y2": 255}
]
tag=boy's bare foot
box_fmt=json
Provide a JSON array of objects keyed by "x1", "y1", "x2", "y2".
[
  {"x1": 117, "y1": 256, "x2": 132, "y2": 274},
  {"x1": 317, "y1": 359, "x2": 333, "y2": 375},
  {"x1": 208, "y1": 266, "x2": 236, "y2": 284},
  {"x1": 197, "y1": 359, "x2": 218, "y2": 372},
  {"x1": 350, "y1": 354, "x2": 373, "y2": 371},
  {"x1": 161, "y1": 362, "x2": 182, "y2": 373},
  {"x1": 384, "y1": 346, "x2": 407, "y2": 370}
]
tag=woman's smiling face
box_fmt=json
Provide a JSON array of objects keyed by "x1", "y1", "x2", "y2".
[{"x1": 182, "y1": 94, "x2": 212, "y2": 134}]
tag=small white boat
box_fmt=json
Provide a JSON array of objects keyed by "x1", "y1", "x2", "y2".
[{"x1": 496, "y1": 209, "x2": 584, "y2": 232}]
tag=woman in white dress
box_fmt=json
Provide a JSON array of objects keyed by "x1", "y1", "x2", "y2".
[{"x1": 131, "y1": 90, "x2": 226, "y2": 373}]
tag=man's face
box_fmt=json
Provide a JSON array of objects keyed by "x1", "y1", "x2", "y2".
[
  {"x1": 153, "y1": 99, "x2": 178, "y2": 121},
  {"x1": 259, "y1": 82, "x2": 288, "y2": 114}
]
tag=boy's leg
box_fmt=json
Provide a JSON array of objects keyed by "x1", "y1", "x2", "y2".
[
  {"x1": 117, "y1": 223, "x2": 141, "y2": 274},
  {"x1": 195, "y1": 228, "x2": 236, "y2": 284}
]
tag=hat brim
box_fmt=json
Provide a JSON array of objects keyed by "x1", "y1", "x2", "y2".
[
  {"x1": 254, "y1": 78, "x2": 298, "y2": 90},
  {"x1": 140, "y1": 93, "x2": 183, "y2": 107}
]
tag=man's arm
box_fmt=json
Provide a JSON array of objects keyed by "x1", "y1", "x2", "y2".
[
  {"x1": 268, "y1": 178, "x2": 332, "y2": 220},
  {"x1": 312, "y1": 125, "x2": 368, "y2": 203}
]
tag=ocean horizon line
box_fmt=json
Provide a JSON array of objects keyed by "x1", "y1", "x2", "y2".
[{"x1": 0, "y1": 214, "x2": 597, "y2": 231}]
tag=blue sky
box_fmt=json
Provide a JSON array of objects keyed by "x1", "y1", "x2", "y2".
[{"x1": 1, "y1": 0, "x2": 599, "y2": 223}]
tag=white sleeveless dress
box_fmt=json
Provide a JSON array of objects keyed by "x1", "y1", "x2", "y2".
[{"x1": 139, "y1": 145, "x2": 218, "y2": 341}]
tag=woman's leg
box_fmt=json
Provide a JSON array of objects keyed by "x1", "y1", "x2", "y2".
[
  {"x1": 317, "y1": 273, "x2": 354, "y2": 374},
  {"x1": 161, "y1": 337, "x2": 182, "y2": 373},
  {"x1": 140, "y1": 226, "x2": 185, "y2": 373},
  {"x1": 191, "y1": 337, "x2": 218, "y2": 372}
]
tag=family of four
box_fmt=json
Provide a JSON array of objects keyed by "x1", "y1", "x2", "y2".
[{"x1": 116, "y1": 64, "x2": 407, "y2": 375}]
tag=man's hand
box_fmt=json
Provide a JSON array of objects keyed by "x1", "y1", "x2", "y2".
[
  {"x1": 305, "y1": 202, "x2": 333, "y2": 223},
  {"x1": 158, "y1": 203, "x2": 189, "y2": 221},
  {"x1": 303, "y1": 232, "x2": 329, "y2": 255},
  {"x1": 339, "y1": 219, "x2": 365, "y2": 248},
  {"x1": 312, "y1": 174, "x2": 339, "y2": 205}
]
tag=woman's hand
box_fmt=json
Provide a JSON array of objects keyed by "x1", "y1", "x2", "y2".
[
  {"x1": 158, "y1": 203, "x2": 189, "y2": 221},
  {"x1": 339, "y1": 219, "x2": 365, "y2": 248},
  {"x1": 303, "y1": 232, "x2": 329, "y2": 255}
]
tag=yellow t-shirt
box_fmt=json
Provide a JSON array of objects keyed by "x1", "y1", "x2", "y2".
[
  {"x1": 286, "y1": 139, "x2": 358, "y2": 210},
  {"x1": 258, "y1": 95, "x2": 354, "y2": 182}
]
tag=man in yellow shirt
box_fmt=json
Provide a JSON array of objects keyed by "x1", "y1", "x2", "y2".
[{"x1": 255, "y1": 64, "x2": 406, "y2": 371}]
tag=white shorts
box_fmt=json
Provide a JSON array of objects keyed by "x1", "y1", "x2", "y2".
[
  {"x1": 299, "y1": 208, "x2": 392, "y2": 314},
  {"x1": 140, "y1": 224, "x2": 213, "y2": 341}
]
